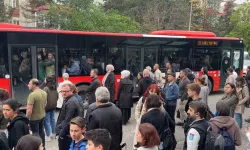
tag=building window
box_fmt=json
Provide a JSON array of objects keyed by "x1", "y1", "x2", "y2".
[{"x1": 13, "y1": 20, "x2": 19, "y2": 25}]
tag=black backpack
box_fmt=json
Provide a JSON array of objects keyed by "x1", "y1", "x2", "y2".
[
  {"x1": 72, "y1": 99, "x2": 85, "y2": 118},
  {"x1": 162, "y1": 127, "x2": 177, "y2": 150}
]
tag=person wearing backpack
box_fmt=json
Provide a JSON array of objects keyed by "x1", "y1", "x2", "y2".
[
  {"x1": 183, "y1": 83, "x2": 213, "y2": 149},
  {"x1": 69, "y1": 117, "x2": 87, "y2": 150},
  {"x1": 133, "y1": 84, "x2": 166, "y2": 149},
  {"x1": 209, "y1": 101, "x2": 241, "y2": 148},
  {"x1": 235, "y1": 76, "x2": 249, "y2": 129},
  {"x1": 186, "y1": 100, "x2": 209, "y2": 150}
]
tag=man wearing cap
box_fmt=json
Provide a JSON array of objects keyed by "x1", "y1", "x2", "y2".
[{"x1": 162, "y1": 72, "x2": 179, "y2": 124}]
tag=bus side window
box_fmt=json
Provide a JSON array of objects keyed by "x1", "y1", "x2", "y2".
[
  {"x1": 108, "y1": 47, "x2": 124, "y2": 74},
  {"x1": 193, "y1": 48, "x2": 222, "y2": 70},
  {"x1": 160, "y1": 47, "x2": 190, "y2": 72}
]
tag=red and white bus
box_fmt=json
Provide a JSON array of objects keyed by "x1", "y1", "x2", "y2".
[{"x1": 0, "y1": 23, "x2": 244, "y2": 106}]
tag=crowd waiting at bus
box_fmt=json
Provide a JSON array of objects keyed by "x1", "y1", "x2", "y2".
[{"x1": 0, "y1": 63, "x2": 250, "y2": 150}]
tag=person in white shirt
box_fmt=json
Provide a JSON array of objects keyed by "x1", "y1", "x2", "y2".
[
  {"x1": 186, "y1": 100, "x2": 209, "y2": 150},
  {"x1": 57, "y1": 73, "x2": 72, "y2": 108},
  {"x1": 230, "y1": 65, "x2": 238, "y2": 79},
  {"x1": 153, "y1": 64, "x2": 163, "y2": 88}
]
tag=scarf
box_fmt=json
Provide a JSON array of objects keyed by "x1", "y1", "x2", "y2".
[{"x1": 102, "y1": 71, "x2": 111, "y2": 86}]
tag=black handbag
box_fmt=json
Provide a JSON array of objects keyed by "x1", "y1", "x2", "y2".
[
  {"x1": 162, "y1": 127, "x2": 177, "y2": 150},
  {"x1": 162, "y1": 115, "x2": 177, "y2": 150}
]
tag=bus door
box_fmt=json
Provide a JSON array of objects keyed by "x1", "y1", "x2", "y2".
[
  {"x1": 220, "y1": 49, "x2": 232, "y2": 87},
  {"x1": 9, "y1": 45, "x2": 56, "y2": 106},
  {"x1": 232, "y1": 49, "x2": 242, "y2": 74}
]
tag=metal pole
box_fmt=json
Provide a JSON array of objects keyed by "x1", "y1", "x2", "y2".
[{"x1": 189, "y1": 1, "x2": 193, "y2": 31}]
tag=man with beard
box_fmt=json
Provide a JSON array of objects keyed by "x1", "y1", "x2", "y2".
[
  {"x1": 85, "y1": 69, "x2": 101, "y2": 105},
  {"x1": 186, "y1": 100, "x2": 209, "y2": 150}
]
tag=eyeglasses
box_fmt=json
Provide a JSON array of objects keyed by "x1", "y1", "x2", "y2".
[{"x1": 61, "y1": 90, "x2": 71, "y2": 93}]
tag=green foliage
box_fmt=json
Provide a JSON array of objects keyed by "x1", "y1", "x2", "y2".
[
  {"x1": 212, "y1": 0, "x2": 235, "y2": 36},
  {"x1": 227, "y1": 2, "x2": 250, "y2": 51},
  {"x1": 45, "y1": 2, "x2": 139, "y2": 32},
  {"x1": 0, "y1": 2, "x2": 14, "y2": 22},
  {"x1": 104, "y1": 0, "x2": 193, "y2": 32}
]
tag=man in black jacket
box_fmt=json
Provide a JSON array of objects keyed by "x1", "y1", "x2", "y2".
[
  {"x1": 56, "y1": 83, "x2": 79, "y2": 150},
  {"x1": 85, "y1": 69, "x2": 100, "y2": 105},
  {"x1": 176, "y1": 69, "x2": 190, "y2": 126},
  {"x1": 185, "y1": 100, "x2": 209, "y2": 150},
  {"x1": 87, "y1": 87, "x2": 123, "y2": 150},
  {"x1": 138, "y1": 69, "x2": 154, "y2": 97}
]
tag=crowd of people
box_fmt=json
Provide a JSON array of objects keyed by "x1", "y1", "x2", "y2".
[{"x1": 0, "y1": 62, "x2": 250, "y2": 150}]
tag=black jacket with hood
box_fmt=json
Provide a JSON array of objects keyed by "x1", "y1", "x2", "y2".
[
  {"x1": 7, "y1": 113, "x2": 29, "y2": 149},
  {"x1": 138, "y1": 77, "x2": 154, "y2": 97}
]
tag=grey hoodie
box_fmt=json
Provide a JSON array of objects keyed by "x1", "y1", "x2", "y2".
[{"x1": 209, "y1": 116, "x2": 241, "y2": 146}]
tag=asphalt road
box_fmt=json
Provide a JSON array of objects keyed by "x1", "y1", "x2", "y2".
[{"x1": 46, "y1": 91, "x2": 250, "y2": 150}]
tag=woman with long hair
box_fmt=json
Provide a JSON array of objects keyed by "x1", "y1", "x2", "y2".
[
  {"x1": 197, "y1": 76, "x2": 209, "y2": 105},
  {"x1": 219, "y1": 83, "x2": 238, "y2": 118},
  {"x1": 135, "y1": 123, "x2": 160, "y2": 150},
  {"x1": 134, "y1": 84, "x2": 165, "y2": 149},
  {"x1": 43, "y1": 76, "x2": 58, "y2": 141},
  {"x1": 201, "y1": 66, "x2": 208, "y2": 86},
  {"x1": 135, "y1": 84, "x2": 164, "y2": 122},
  {"x1": 15, "y1": 135, "x2": 43, "y2": 150},
  {"x1": 234, "y1": 77, "x2": 249, "y2": 128},
  {"x1": 140, "y1": 94, "x2": 176, "y2": 150}
]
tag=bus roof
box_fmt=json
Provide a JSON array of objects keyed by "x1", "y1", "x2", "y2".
[{"x1": 0, "y1": 23, "x2": 242, "y2": 41}]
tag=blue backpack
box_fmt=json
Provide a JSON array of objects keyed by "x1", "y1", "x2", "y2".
[{"x1": 219, "y1": 128, "x2": 235, "y2": 150}]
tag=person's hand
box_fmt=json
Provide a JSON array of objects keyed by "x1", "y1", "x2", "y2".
[{"x1": 236, "y1": 88, "x2": 241, "y2": 93}]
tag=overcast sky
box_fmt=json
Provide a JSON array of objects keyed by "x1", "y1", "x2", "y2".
[{"x1": 235, "y1": 0, "x2": 247, "y2": 4}]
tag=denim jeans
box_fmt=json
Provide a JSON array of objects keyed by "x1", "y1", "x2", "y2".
[
  {"x1": 44, "y1": 110, "x2": 56, "y2": 137},
  {"x1": 30, "y1": 118, "x2": 45, "y2": 148},
  {"x1": 234, "y1": 113, "x2": 242, "y2": 128}
]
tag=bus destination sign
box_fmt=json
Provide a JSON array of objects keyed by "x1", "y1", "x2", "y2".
[{"x1": 197, "y1": 40, "x2": 218, "y2": 46}]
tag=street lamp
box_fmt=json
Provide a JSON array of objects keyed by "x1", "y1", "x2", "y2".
[{"x1": 189, "y1": 1, "x2": 193, "y2": 31}]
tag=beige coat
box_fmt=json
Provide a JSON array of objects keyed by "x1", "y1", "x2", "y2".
[{"x1": 235, "y1": 86, "x2": 249, "y2": 114}]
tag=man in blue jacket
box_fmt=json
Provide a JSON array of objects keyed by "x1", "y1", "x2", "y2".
[{"x1": 162, "y1": 72, "x2": 179, "y2": 122}]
